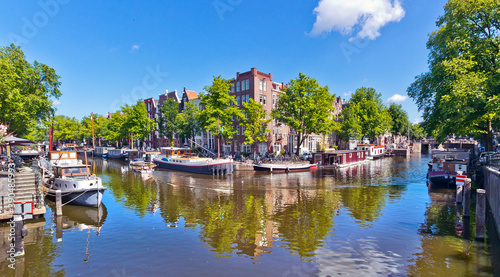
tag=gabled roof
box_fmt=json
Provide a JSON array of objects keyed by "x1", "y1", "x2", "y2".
[{"x1": 183, "y1": 87, "x2": 198, "y2": 101}]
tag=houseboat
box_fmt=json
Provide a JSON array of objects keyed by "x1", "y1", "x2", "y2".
[
  {"x1": 153, "y1": 147, "x2": 233, "y2": 175},
  {"x1": 45, "y1": 151, "x2": 106, "y2": 207},
  {"x1": 107, "y1": 149, "x2": 129, "y2": 160},
  {"x1": 94, "y1": 147, "x2": 115, "y2": 157},
  {"x1": 311, "y1": 150, "x2": 367, "y2": 168},
  {"x1": 355, "y1": 144, "x2": 386, "y2": 159},
  {"x1": 427, "y1": 150, "x2": 470, "y2": 189}
]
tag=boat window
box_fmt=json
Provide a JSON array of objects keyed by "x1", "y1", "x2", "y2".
[
  {"x1": 173, "y1": 150, "x2": 177, "y2": 155},
  {"x1": 72, "y1": 168, "x2": 80, "y2": 174},
  {"x1": 82, "y1": 168, "x2": 87, "y2": 173},
  {"x1": 90, "y1": 183, "x2": 93, "y2": 186},
  {"x1": 64, "y1": 169, "x2": 71, "y2": 174},
  {"x1": 65, "y1": 184, "x2": 67, "y2": 188},
  {"x1": 61, "y1": 153, "x2": 68, "y2": 159},
  {"x1": 70, "y1": 152, "x2": 76, "y2": 158},
  {"x1": 73, "y1": 184, "x2": 76, "y2": 188}
]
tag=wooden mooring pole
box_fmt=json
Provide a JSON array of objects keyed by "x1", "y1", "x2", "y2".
[
  {"x1": 475, "y1": 189, "x2": 486, "y2": 240},
  {"x1": 463, "y1": 178, "x2": 471, "y2": 217},
  {"x1": 55, "y1": 190, "x2": 62, "y2": 216}
]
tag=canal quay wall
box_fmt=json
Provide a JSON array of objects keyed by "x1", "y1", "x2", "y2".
[
  {"x1": 483, "y1": 166, "x2": 500, "y2": 240},
  {"x1": 0, "y1": 172, "x2": 45, "y2": 221}
]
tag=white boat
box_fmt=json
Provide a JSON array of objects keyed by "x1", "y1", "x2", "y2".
[
  {"x1": 153, "y1": 147, "x2": 233, "y2": 175},
  {"x1": 45, "y1": 151, "x2": 106, "y2": 207},
  {"x1": 253, "y1": 163, "x2": 313, "y2": 172},
  {"x1": 131, "y1": 164, "x2": 153, "y2": 174}
]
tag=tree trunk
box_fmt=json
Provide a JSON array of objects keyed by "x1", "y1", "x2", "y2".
[
  {"x1": 486, "y1": 119, "x2": 494, "y2": 151},
  {"x1": 295, "y1": 133, "x2": 302, "y2": 156}
]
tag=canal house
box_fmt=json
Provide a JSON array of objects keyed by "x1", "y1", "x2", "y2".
[{"x1": 312, "y1": 150, "x2": 366, "y2": 168}]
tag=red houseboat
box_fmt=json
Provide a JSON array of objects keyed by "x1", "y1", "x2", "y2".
[{"x1": 311, "y1": 150, "x2": 367, "y2": 168}]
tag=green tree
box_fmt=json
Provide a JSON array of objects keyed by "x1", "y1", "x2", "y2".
[
  {"x1": 388, "y1": 103, "x2": 409, "y2": 136},
  {"x1": 241, "y1": 98, "x2": 271, "y2": 158},
  {"x1": 122, "y1": 100, "x2": 154, "y2": 149},
  {"x1": 0, "y1": 44, "x2": 61, "y2": 136},
  {"x1": 104, "y1": 112, "x2": 126, "y2": 147},
  {"x1": 340, "y1": 87, "x2": 392, "y2": 142},
  {"x1": 199, "y1": 75, "x2": 243, "y2": 157},
  {"x1": 272, "y1": 73, "x2": 338, "y2": 156},
  {"x1": 52, "y1": 115, "x2": 80, "y2": 142},
  {"x1": 159, "y1": 97, "x2": 180, "y2": 147},
  {"x1": 410, "y1": 123, "x2": 425, "y2": 140},
  {"x1": 176, "y1": 101, "x2": 202, "y2": 146},
  {"x1": 407, "y1": 0, "x2": 500, "y2": 150}
]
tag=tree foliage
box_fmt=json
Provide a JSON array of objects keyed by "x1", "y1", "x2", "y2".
[
  {"x1": 176, "y1": 100, "x2": 202, "y2": 145},
  {"x1": 0, "y1": 44, "x2": 61, "y2": 136},
  {"x1": 407, "y1": 0, "x2": 500, "y2": 150},
  {"x1": 122, "y1": 100, "x2": 155, "y2": 148},
  {"x1": 340, "y1": 87, "x2": 392, "y2": 142},
  {"x1": 159, "y1": 97, "x2": 180, "y2": 146},
  {"x1": 272, "y1": 73, "x2": 339, "y2": 155},
  {"x1": 199, "y1": 75, "x2": 243, "y2": 154},
  {"x1": 388, "y1": 103, "x2": 409, "y2": 136},
  {"x1": 242, "y1": 98, "x2": 271, "y2": 157},
  {"x1": 52, "y1": 115, "x2": 80, "y2": 142}
]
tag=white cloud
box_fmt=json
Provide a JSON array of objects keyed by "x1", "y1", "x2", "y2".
[
  {"x1": 343, "y1": 90, "x2": 352, "y2": 97},
  {"x1": 52, "y1": 100, "x2": 61, "y2": 106},
  {"x1": 131, "y1": 45, "x2": 140, "y2": 52},
  {"x1": 387, "y1": 94, "x2": 408, "y2": 103},
  {"x1": 310, "y1": 0, "x2": 405, "y2": 40},
  {"x1": 413, "y1": 117, "x2": 421, "y2": 124}
]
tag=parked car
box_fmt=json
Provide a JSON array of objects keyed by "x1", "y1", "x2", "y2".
[
  {"x1": 300, "y1": 153, "x2": 312, "y2": 161},
  {"x1": 480, "y1": 152, "x2": 495, "y2": 165}
]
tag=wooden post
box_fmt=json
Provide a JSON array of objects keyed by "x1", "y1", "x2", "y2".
[
  {"x1": 463, "y1": 178, "x2": 471, "y2": 217},
  {"x1": 456, "y1": 184, "x2": 463, "y2": 204},
  {"x1": 56, "y1": 215, "x2": 63, "y2": 242},
  {"x1": 55, "y1": 190, "x2": 62, "y2": 216},
  {"x1": 13, "y1": 219, "x2": 25, "y2": 257},
  {"x1": 475, "y1": 189, "x2": 486, "y2": 240}
]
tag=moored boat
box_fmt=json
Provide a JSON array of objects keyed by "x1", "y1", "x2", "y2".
[
  {"x1": 107, "y1": 149, "x2": 129, "y2": 160},
  {"x1": 427, "y1": 150, "x2": 470, "y2": 189},
  {"x1": 253, "y1": 163, "x2": 312, "y2": 172},
  {"x1": 153, "y1": 147, "x2": 233, "y2": 175},
  {"x1": 45, "y1": 151, "x2": 106, "y2": 207}
]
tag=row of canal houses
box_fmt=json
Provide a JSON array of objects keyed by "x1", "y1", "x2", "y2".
[
  {"x1": 121, "y1": 67, "x2": 397, "y2": 159},
  {"x1": 140, "y1": 68, "x2": 332, "y2": 156}
]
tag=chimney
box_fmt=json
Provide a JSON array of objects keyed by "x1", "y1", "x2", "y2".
[
  {"x1": 251, "y1": 68, "x2": 257, "y2": 75},
  {"x1": 237, "y1": 72, "x2": 240, "y2": 79},
  {"x1": 269, "y1": 73, "x2": 272, "y2": 81}
]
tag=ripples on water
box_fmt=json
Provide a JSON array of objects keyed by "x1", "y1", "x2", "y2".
[{"x1": 0, "y1": 154, "x2": 497, "y2": 276}]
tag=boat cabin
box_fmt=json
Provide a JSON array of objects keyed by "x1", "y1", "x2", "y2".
[
  {"x1": 160, "y1": 147, "x2": 193, "y2": 157},
  {"x1": 53, "y1": 164, "x2": 89, "y2": 179},
  {"x1": 49, "y1": 151, "x2": 81, "y2": 165},
  {"x1": 355, "y1": 144, "x2": 385, "y2": 156},
  {"x1": 311, "y1": 150, "x2": 366, "y2": 166}
]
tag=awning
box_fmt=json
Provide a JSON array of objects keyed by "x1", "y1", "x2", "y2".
[{"x1": 3, "y1": 136, "x2": 36, "y2": 146}]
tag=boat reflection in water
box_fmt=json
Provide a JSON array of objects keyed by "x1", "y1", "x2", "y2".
[{"x1": 47, "y1": 202, "x2": 108, "y2": 233}]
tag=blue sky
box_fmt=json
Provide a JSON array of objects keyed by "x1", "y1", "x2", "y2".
[{"x1": 1, "y1": 0, "x2": 447, "y2": 123}]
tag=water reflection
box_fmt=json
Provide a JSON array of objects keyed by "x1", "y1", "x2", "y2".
[{"x1": 0, "y1": 155, "x2": 497, "y2": 276}]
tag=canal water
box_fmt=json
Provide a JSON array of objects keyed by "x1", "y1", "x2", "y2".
[{"x1": 1, "y1": 154, "x2": 498, "y2": 276}]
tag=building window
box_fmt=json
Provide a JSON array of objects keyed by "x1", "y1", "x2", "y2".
[
  {"x1": 273, "y1": 94, "x2": 276, "y2": 106},
  {"x1": 259, "y1": 80, "x2": 263, "y2": 91},
  {"x1": 237, "y1": 96, "x2": 241, "y2": 106},
  {"x1": 237, "y1": 82, "x2": 240, "y2": 92},
  {"x1": 231, "y1": 84, "x2": 234, "y2": 93},
  {"x1": 246, "y1": 80, "x2": 249, "y2": 90},
  {"x1": 260, "y1": 95, "x2": 266, "y2": 105},
  {"x1": 263, "y1": 81, "x2": 267, "y2": 91}
]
